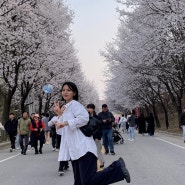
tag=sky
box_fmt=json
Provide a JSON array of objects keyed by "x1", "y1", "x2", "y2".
[{"x1": 65, "y1": 0, "x2": 119, "y2": 99}]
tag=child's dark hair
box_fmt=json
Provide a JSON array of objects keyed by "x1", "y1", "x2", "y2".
[
  {"x1": 87, "y1": 103, "x2": 95, "y2": 109},
  {"x1": 61, "y1": 82, "x2": 79, "y2": 101}
]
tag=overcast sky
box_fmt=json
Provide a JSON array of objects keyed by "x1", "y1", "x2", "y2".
[{"x1": 65, "y1": 0, "x2": 119, "y2": 99}]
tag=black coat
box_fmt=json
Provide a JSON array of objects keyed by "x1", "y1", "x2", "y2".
[
  {"x1": 146, "y1": 115, "x2": 155, "y2": 135},
  {"x1": 137, "y1": 116, "x2": 146, "y2": 134},
  {"x1": 93, "y1": 114, "x2": 103, "y2": 140},
  {"x1": 4, "y1": 118, "x2": 18, "y2": 136},
  {"x1": 180, "y1": 112, "x2": 185, "y2": 126}
]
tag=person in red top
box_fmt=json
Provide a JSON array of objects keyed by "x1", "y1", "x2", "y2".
[{"x1": 30, "y1": 114, "x2": 45, "y2": 154}]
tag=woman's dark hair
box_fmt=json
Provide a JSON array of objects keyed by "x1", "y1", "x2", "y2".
[
  {"x1": 45, "y1": 113, "x2": 50, "y2": 117},
  {"x1": 87, "y1": 103, "x2": 95, "y2": 109},
  {"x1": 132, "y1": 109, "x2": 135, "y2": 114},
  {"x1": 61, "y1": 82, "x2": 79, "y2": 101}
]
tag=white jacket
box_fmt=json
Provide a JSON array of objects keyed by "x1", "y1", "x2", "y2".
[
  {"x1": 119, "y1": 117, "x2": 127, "y2": 124},
  {"x1": 57, "y1": 100, "x2": 97, "y2": 161},
  {"x1": 48, "y1": 115, "x2": 63, "y2": 135}
]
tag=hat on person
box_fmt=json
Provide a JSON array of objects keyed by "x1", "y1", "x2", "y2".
[{"x1": 34, "y1": 114, "x2": 40, "y2": 118}]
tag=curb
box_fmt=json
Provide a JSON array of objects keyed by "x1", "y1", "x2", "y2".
[
  {"x1": 156, "y1": 130, "x2": 182, "y2": 137},
  {"x1": 0, "y1": 141, "x2": 10, "y2": 150}
]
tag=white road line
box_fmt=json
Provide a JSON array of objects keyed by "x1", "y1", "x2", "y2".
[
  {"x1": 0, "y1": 153, "x2": 21, "y2": 163},
  {"x1": 0, "y1": 149, "x2": 32, "y2": 163},
  {"x1": 156, "y1": 138, "x2": 185, "y2": 150}
]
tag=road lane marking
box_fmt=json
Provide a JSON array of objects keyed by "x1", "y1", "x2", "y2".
[
  {"x1": 156, "y1": 138, "x2": 185, "y2": 150},
  {"x1": 0, "y1": 153, "x2": 21, "y2": 163}
]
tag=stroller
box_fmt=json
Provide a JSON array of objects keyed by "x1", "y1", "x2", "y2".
[{"x1": 112, "y1": 127, "x2": 124, "y2": 144}]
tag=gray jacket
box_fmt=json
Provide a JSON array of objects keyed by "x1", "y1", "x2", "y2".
[
  {"x1": 127, "y1": 114, "x2": 136, "y2": 127},
  {"x1": 42, "y1": 117, "x2": 50, "y2": 131}
]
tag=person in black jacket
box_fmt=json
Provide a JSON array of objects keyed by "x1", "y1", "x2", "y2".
[
  {"x1": 146, "y1": 113, "x2": 155, "y2": 136},
  {"x1": 87, "y1": 103, "x2": 105, "y2": 168},
  {"x1": 137, "y1": 113, "x2": 146, "y2": 135},
  {"x1": 4, "y1": 113, "x2": 18, "y2": 152},
  {"x1": 180, "y1": 108, "x2": 185, "y2": 142},
  {"x1": 98, "y1": 104, "x2": 115, "y2": 155}
]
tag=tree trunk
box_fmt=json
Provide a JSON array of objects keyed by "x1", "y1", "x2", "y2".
[
  {"x1": 2, "y1": 89, "x2": 15, "y2": 124},
  {"x1": 152, "y1": 105, "x2": 161, "y2": 128},
  {"x1": 1, "y1": 90, "x2": 15, "y2": 141},
  {"x1": 44, "y1": 99, "x2": 50, "y2": 113},
  {"x1": 177, "y1": 105, "x2": 182, "y2": 128},
  {"x1": 38, "y1": 95, "x2": 42, "y2": 116},
  {"x1": 159, "y1": 99, "x2": 169, "y2": 129}
]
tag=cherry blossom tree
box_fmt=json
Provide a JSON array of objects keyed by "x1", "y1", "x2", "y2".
[
  {"x1": 0, "y1": 0, "x2": 99, "y2": 123},
  {"x1": 102, "y1": 0, "x2": 185, "y2": 127}
]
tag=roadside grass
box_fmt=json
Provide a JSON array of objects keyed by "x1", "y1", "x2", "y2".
[{"x1": 156, "y1": 112, "x2": 182, "y2": 135}]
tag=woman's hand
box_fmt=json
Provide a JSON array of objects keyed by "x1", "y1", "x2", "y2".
[
  {"x1": 56, "y1": 123, "x2": 65, "y2": 129},
  {"x1": 54, "y1": 101, "x2": 66, "y2": 114}
]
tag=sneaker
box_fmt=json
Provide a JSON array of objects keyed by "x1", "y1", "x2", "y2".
[
  {"x1": 128, "y1": 138, "x2": 131, "y2": 141},
  {"x1": 64, "y1": 165, "x2": 69, "y2": 170},
  {"x1": 105, "y1": 150, "x2": 109, "y2": 154},
  {"x1": 58, "y1": 170, "x2": 64, "y2": 176},
  {"x1": 118, "y1": 157, "x2": 131, "y2": 183},
  {"x1": 10, "y1": 148, "x2": 13, "y2": 152},
  {"x1": 56, "y1": 149, "x2": 59, "y2": 152},
  {"x1": 39, "y1": 149, "x2": 42, "y2": 154},
  {"x1": 35, "y1": 151, "x2": 38, "y2": 154},
  {"x1": 110, "y1": 151, "x2": 115, "y2": 155},
  {"x1": 130, "y1": 139, "x2": 134, "y2": 141},
  {"x1": 52, "y1": 148, "x2": 56, "y2": 151}
]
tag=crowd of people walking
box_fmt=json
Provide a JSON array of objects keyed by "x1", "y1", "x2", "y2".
[
  {"x1": 118, "y1": 110, "x2": 155, "y2": 141},
  {"x1": 0, "y1": 81, "x2": 161, "y2": 185},
  {"x1": 0, "y1": 82, "x2": 132, "y2": 185}
]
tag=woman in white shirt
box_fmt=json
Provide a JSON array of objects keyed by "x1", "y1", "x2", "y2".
[
  {"x1": 119, "y1": 114, "x2": 127, "y2": 133},
  {"x1": 55, "y1": 82, "x2": 131, "y2": 185},
  {"x1": 48, "y1": 103, "x2": 68, "y2": 175}
]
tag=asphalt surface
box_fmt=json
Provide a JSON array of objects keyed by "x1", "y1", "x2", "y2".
[{"x1": 0, "y1": 131, "x2": 185, "y2": 185}]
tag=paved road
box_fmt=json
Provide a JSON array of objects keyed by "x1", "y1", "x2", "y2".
[{"x1": 0, "y1": 131, "x2": 185, "y2": 185}]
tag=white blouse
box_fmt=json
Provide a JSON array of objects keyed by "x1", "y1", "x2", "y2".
[
  {"x1": 48, "y1": 116, "x2": 58, "y2": 127},
  {"x1": 57, "y1": 100, "x2": 97, "y2": 161},
  {"x1": 48, "y1": 115, "x2": 62, "y2": 135}
]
